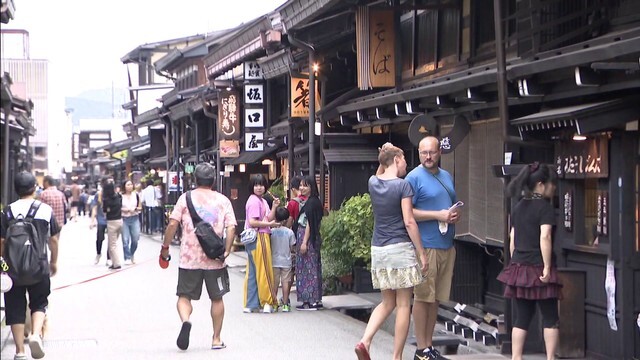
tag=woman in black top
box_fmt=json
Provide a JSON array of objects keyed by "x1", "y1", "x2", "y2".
[
  {"x1": 497, "y1": 162, "x2": 561, "y2": 360},
  {"x1": 102, "y1": 181, "x2": 124, "y2": 270},
  {"x1": 294, "y1": 175, "x2": 324, "y2": 310}
]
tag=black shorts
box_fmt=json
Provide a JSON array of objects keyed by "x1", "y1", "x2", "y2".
[
  {"x1": 4, "y1": 277, "x2": 51, "y2": 325},
  {"x1": 176, "y1": 267, "x2": 230, "y2": 300}
]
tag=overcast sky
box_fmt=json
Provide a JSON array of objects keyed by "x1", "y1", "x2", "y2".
[{"x1": 5, "y1": 0, "x2": 286, "y2": 98}]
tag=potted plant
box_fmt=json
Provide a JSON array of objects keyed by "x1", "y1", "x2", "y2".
[{"x1": 320, "y1": 193, "x2": 376, "y2": 293}]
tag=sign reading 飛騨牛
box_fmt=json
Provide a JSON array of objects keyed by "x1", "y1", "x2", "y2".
[
  {"x1": 218, "y1": 90, "x2": 240, "y2": 140},
  {"x1": 290, "y1": 76, "x2": 321, "y2": 118},
  {"x1": 555, "y1": 135, "x2": 608, "y2": 178},
  {"x1": 245, "y1": 132, "x2": 264, "y2": 152},
  {"x1": 245, "y1": 108, "x2": 264, "y2": 128},
  {"x1": 244, "y1": 61, "x2": 263, "y2": 80}
]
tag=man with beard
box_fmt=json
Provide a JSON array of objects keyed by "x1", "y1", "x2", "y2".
[{"x1": 405, "y1": 136, "x2": 462, "y2": 360}]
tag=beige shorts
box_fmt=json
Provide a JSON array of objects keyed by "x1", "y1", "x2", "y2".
[
  {"x1": 273, "y1": 266, "x2": 293, "y2": 287},
  {"x1": 414, "y1": 247, "x2": 456, "y2": 303}
]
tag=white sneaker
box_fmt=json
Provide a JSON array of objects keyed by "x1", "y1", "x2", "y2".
[
  {"x1": 131, "y1": 256, "x2": 136, "y2": 264},
  {"x1": 28, "y1": 334, "x2": 45, "y2": 359},
  {"x1": 262, "y1": 304, "x2": 274, "y2": 313},
  {"x1": 106, "y1": 260, "x2": 112, "y2": 267},
  {"x1": 94, "y1": 254, "x2": 101, "y2": 265}
]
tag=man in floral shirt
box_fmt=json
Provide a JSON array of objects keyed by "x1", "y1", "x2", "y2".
[{"x1": 161, "y1": 163, "x2": 237, "y2": 351}]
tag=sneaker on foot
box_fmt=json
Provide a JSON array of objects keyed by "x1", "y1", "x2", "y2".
[
  {"x1": 94, "y1": 254, "x2": 101, "y2": 265},
  {"x1": 262, "y1": 304, "x2": 275, "y2": 313},
  {"x1": 14, "y1": 353, "x2": 27, "y2": 360},
  {"x1": 243, "y1": 307, "x2": 259, "y2": 313},
  {"x1": 28, "y1": 334, "x2": 44, "y2": 359},
  {"x1": 176, "y1": 321, "x2": 191, "y2": 350},
  {"x1": 106, "y1": 260, "x2": 112, "y2": 267},
  {"x1": 296, "y1": 302, "x2": 317, "y2": 311},
  {"x1": 281, "y1": 304, "x2": 291, "y2": 312},
  {"x1": 311, "y1": 301, "x2": 324, "y2": 309},
  {"x1": 422, "y1": 347, "x2": 448, "y2": 360},
  {"x1": 131, "y1": 256, "x2": 136, "y2": 264}
]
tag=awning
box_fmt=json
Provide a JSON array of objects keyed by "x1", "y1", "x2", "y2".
[
  {"x1": 511, "y1": 97, "x2": 640, "y2": 137},
  {"x1": 145, "y1": 155, "x2": 168, "y2": 167},
  {"x1": 323, "y1": 147, "x2": 379, "y2": 163},
  {"x1": 135, "y1": 107, "x2": 161, "y2": 126},
  {"x1": 258, "y1": 49, "x2": 294, "y2": 79},
  {"x1": 225, "y1": 145, "x2": 280, "y2": 165}
]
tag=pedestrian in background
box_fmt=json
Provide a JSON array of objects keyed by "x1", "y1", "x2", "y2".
[
  {"x1": 270, "y1": 207, "x2": 296, "y2": 312},
  {"x1": 1, "y1": 172, "x2": 60, "y2": 360},
  {"x1": 355, "y1": 143, "x2": 427, "y2": 360},
  {"x1": 497, "y1": 162, "x2": 561, "y2": 360},
  {"x1": 39, "y1": 176, "x2": 67, "y2": 229},
  {"x1": 78, "y1": 188, "x2": 88, "y2": 217},
  {"x1": 243, "y1": 173, "x2": 279, "y2": 313},
  {"x1": 161, "y1": 163, "x2": 237, "y2": 351},
  {"x1": 294, "y1": 175, "x2": 324, "y2": 311},
  {"x1": 141, "y1": 179, "x2": 157, "y2": 234},
  {"x1": 154, "y1": 182, "x2": 164, "y2": 233},
  {"x1": 102, "y1": 181, "x2": 123, "y2": 270},
  {"x1": 285, "y1": 175, "x2": 305, "y2": 230},
  {"x1": 406, "y1": 136, "x2": 462, "y2": 360},
  {"x1": 90, "y1": 181, "x2": 110, "y2": 266},
  {"x1": 69, "y1": 180, "x2": 81, "y2": 221},
  {"x1": 120, "y1": 180, "x2": 141, "y2": 264}
]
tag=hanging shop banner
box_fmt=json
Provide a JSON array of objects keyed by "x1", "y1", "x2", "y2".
[
  {"x1": 597, "y1": 191, "x2": 609, "y2": 236},
  {"x1": 167, "y1": 171, "x2": 180, "y2": 192},
  {"x1": 555, "y1": 135, "x2": 608, "y2": 178},
  {"x1": 244, "y1": 61, "x2": 263, "y2": 80},
  {"x1": 563, "y1": 191, "x2": 573, "y2": 231},
  {"x1": 290, "y1": 76, "x2": 321, "y2": 118},
  {"x1": 244, "y1": 84, "x2": 263, "y2": 104},
  {"x1": 356, "y1": 7, "x2": 396, "y2": 89},
  {"x1": 368, "y1": 10, "x2": 395, "y2": 88},
  {"x1": 245, "y1": 108, "x2": 264, "y2": 128},
  {"x1": 218, "y1": 90, "x2": 240, "y2": 140},
  {"x1": 219, "y1": 140, "x2": 240, "y2": 158},
  {"x1": 245, "y1": 132, "x2": 264, "y2": 152}
]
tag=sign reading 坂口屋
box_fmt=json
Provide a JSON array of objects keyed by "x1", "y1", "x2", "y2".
[
  {"x1": 245, "y1": 108, "x2": 264, "y2": 128},
  {"x1": 218, "y1": 90, "x2": 240, "y2": 140},
  {"x1": 555, "y1": 135, "x2": 608, "y2": 178},
  {"x1": 245, "y1": 132, "x2": 264, "y2": 152},
  {"x1": 290, "y1": 76, "x2": 321, "y2": 118},
  {"x1": 244, "y1": 84, "x2": 263, "y2": 104}
]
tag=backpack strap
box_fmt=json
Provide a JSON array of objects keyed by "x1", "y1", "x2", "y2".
[
  {"x1": 185, "y1": 191, "x2": 204, "y2": 224},
  {"x1": 5, "y1": 205, "x2": 14, "y2": 220},
  {"x1": 26, "y1": 201, "x2": 42, "y2": 220}
]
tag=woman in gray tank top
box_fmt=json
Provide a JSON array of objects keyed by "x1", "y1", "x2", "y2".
[{"x1": 355, "y1": 143, "x2": 427, "y2": 360}]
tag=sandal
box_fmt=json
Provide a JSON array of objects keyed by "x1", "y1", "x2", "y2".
[
  {"x1": 355, "y1": 342, "x2": 371, "y2": 360},
  {"x1": 211, "y1": 342, "x2": 226, "y2": 350}
]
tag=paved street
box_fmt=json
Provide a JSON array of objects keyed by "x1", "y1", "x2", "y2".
[{"x1": 1, "y1": 217, "x2": 410, "y2": 360}]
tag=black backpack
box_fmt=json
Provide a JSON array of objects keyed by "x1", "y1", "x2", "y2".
[
  {"x1": 4, "y1": 201, "x2": 49, "y2": 285},
  {"x1": 185, "y1": 192, "x2": 225, "y2": 260}
]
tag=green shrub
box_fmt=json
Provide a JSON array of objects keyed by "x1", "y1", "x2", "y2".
[{"x1": 320, "y1": 209, "x2": 352, "y2": 279}]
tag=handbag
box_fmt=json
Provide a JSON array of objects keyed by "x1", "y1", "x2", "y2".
[
  {"x1": 240, "y1": 195, "x2": 264, "y2": 245},
  {"x1": 186, "y1": 191, "x2": 225, "y2": 259}
]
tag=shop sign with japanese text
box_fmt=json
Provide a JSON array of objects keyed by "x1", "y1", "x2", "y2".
[
  {"x1": 244, "y1": 84, "x2": 263, "y2": 104},
  {"x1": 245, "y1": 132, "x2": 264, "y2": 152},
  {"x1": 244, "y1": 61, "x2": 263, "y2": 80},
  {"x1": 369, "y1": 10, "x2": 395, "y2": 88},
  {"x1": 218, "y1": 90, "x2": 240, "y2": 140},
  {"x1": 555, "y1": 135, "x2": 608, "y2": 178},
  {"x1": 245, "y1": 108, "x2": 264, "y2": 128},
  {"x1": 290, "y1": 76, "x2": 321, "y2": 118}
]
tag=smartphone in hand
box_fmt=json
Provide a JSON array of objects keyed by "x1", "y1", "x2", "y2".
[{"x1": 449, "y1": 201, "x2": 464, "y2": 213}]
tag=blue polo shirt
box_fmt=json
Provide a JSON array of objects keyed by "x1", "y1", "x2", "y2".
[{"x1": 405, "y1": 166, "x2": 456, "y2": 249}]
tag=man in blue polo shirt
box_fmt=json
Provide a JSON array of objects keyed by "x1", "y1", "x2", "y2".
[{"x1": 405, "y1": 136, "x2": 462, "y2": 360}]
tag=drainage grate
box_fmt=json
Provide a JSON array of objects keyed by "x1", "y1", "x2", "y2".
[{"x1": 43, "y1": 339, "x2": 98, "y2": 349}]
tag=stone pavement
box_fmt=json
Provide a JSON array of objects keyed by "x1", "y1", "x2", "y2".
[{"x1": 0, "y1": 217, "x2": 405, "y2": 359}]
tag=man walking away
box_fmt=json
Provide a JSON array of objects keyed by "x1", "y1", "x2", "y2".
[
  {"x1": 161, "y1": 163, "x2": 237, "y2": 351},
  {"x1": 1, "y1": 172, "x2": 60, "y2": 360},
  {"x1": 39, "y1": 176, "x2": 67, "y2": 229},
  {"x1": 406, "y1": 136, "x2": 462, "y2": 360},
  {"x1": 141, "y1": 179, "x2": 157, "y2": 234},
  {"x1": 69, "y1": 180, "x2": 81, "y2": 221}
]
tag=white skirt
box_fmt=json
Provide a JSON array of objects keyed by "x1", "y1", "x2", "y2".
[{"x1": 370, "y1": 242, "x2": 424, "y2": 290}]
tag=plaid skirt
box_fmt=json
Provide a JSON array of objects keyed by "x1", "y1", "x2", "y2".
[{"x1": 497, "y1": 263, "x2": 562, "y2": 300}]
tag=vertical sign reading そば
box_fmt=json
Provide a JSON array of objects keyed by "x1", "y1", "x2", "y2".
[{"x1": 218, "y1": 90, "x2": 240, "y2": 140}]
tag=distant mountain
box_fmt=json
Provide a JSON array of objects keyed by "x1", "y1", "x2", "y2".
[{"x1": 65, "y1": 87, "x2": 131, "y2": 121}]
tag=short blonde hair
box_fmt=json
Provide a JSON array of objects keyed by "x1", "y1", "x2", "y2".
[{"x1": 378, "y1": 142, "x2": 404, "y2": 167}]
